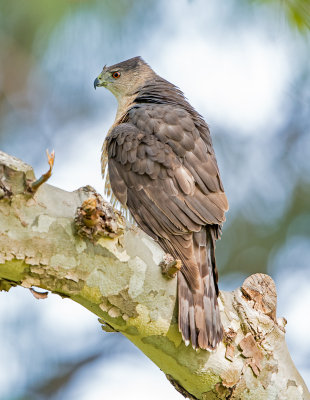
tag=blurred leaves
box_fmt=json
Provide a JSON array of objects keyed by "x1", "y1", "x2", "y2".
[
  {"x1": 0, "y1": 0, "x2": 72, "y2": 50},
  {"x1": 218, "y1": 182, "x2": 310, "y2": 276},
  {"x1": 27, "y1": 352, "x2": 102, "y2": 400},
  {"x1": 0, "y1": 0, "x2": 140, "y2": 51},
  {"x1": 252, "y1": 0, "x2": 310, "y2": 31},
  {"x1": 0, "y1": 0, "x2": 153, "y2": 143},
  {"x1": 216, "y1": 60, "x2": 310, "y2": 277}
]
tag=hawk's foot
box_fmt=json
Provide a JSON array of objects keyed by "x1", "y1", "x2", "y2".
[{"x1": 160, "y1": 254, "x2": 182, "y2": 279}]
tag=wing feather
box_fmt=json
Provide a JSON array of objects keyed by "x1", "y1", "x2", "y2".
[{"x1": 105, "y1": 104, "x2": 228, "y2": 289}]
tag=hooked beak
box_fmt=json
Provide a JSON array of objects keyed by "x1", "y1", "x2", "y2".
[
  {"x1": 94, "y1": 75, "x2": 108, "y2": 90},
  {"x1": 94, "y1": 77, "x2": 100, "y2": 90},
  {"x1": 94, "y1": 65, "x2": 108, "y2": 90}
]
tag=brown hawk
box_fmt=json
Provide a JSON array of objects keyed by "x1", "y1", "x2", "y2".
[{"x1": 94, "y1": 57, "x2": 228, "y2": 350}]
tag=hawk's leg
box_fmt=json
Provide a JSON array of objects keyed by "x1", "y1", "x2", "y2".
[{"x1": 160, "y1": 254, "x2": 182, "y2": 279}]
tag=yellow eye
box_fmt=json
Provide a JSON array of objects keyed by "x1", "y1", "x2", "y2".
[{"x1": 112, "y1": 71, "x2": 121, "y2": 79}]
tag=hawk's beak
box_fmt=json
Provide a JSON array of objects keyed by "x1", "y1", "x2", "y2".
[
  {"x1": 94, "y1": 65, "x2": 108, "y2": 90},
  {"x1": 94, "y1": 77, "x2": 100, "y2": 90}
]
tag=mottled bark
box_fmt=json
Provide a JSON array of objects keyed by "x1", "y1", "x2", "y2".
[{"x1": 0, "y1": 151, "x2": 308, "y2": 400}]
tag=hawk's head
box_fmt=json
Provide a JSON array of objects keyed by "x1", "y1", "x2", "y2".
[{"x1": 94, "y1": 56, "x2": 154, "y2": 100}]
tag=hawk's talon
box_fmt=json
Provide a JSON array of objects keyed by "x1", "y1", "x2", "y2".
[
  {"x1": 160, "y1": 254, "x2": 182, "y2": 279},
  {"x1": 30, "y1": 149, "x2": 55, "y2": 191}
]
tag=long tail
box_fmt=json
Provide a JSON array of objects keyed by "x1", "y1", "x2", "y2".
[{"x1": 178, "y1": 227, "x2": 223, "y2": 350}]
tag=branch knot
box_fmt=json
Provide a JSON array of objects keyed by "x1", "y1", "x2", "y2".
[{"x1": 74, "y1": 188, "x2": 125, "y2": 240}]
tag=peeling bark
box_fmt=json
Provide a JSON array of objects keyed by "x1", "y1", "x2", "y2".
[{"x1": 0, "y1": 151, "x2": 309, "y2": 400}]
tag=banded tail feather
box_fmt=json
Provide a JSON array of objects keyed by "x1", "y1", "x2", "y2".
[{"x1": 178, "y1": 227, "x2": 223, "y2": 350}]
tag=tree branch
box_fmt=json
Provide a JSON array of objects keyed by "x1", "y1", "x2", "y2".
[{"x1": 0, "y1": 151, "x2": 309, "y2": 400}]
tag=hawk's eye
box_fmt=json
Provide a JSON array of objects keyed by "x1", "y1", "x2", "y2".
[{"x1": 112, "y1": 71, "x2": 121, "y2": 79}]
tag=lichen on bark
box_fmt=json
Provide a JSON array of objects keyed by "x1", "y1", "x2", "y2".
[{"x1": 0, "y1": 151, "x2": 309, "y2": 400}]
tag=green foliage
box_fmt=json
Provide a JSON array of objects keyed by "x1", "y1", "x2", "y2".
[
  {"x1": 253, "y1": 0, "x2": 310, "y2": 31},
  {"x1": 0, "y1": 0, "x2": 142, "y2": 52},
  {"x1": 218, "y1": 182, "x2": 310, "y2": 276}
]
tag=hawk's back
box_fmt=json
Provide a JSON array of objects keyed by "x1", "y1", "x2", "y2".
[{"x1": 103, "y1": 68, "x2": 228, "y2": 350}]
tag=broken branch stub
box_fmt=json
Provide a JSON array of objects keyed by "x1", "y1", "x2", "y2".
[
  {"x1": 30, "y1": 149, "x2": 55, "y2": 191},
  {"x1": 159, "y1": 253, "x2": 182, "y2": 278},
  {"x1": 241, "y1": 273, "x2": 277, "y2": 321},
  {"x1": 74, "y1": 188, "x2": 125, "y2": 240},
  {"x1": 0, "y1": 151, "x2": 35, "y2": 196}
]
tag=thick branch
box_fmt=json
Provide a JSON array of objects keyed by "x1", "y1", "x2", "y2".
[{"x1": 0, "y1": 151, "x2": 309, "y2": 400}]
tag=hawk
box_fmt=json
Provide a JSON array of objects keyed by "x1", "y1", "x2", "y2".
[{"x1": 94, "y1": 57, "x2": 228, "y2": 350}]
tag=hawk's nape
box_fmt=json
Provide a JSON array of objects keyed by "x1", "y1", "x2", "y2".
[{"x1": 94, "y1": 56, "x2": 228, "y2": 350}]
